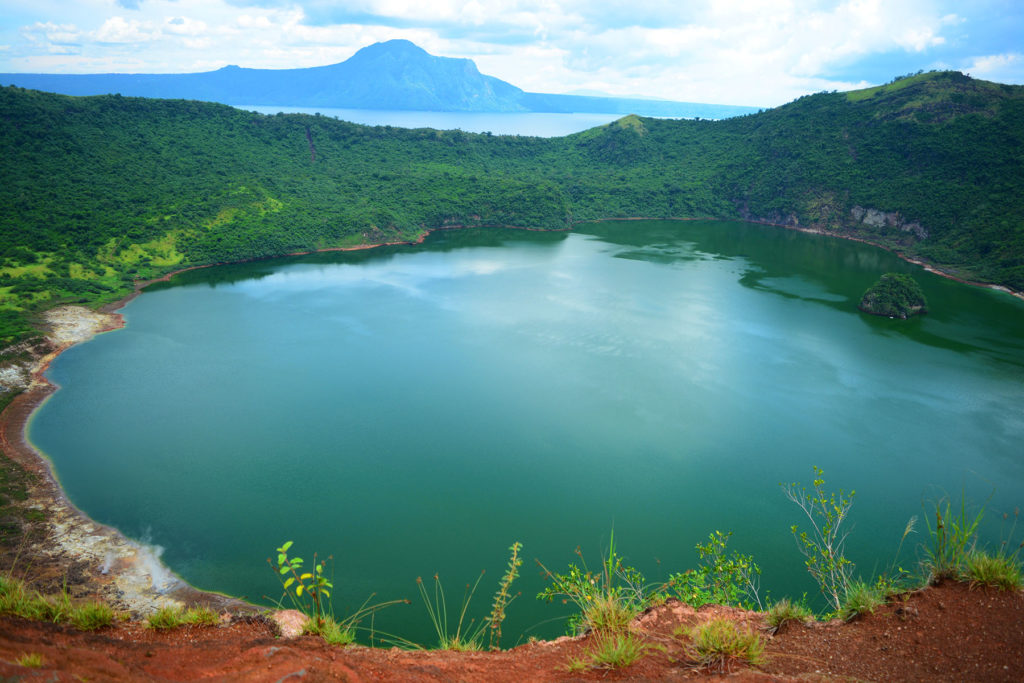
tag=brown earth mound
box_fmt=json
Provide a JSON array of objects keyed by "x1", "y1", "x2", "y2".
[{"x1": 0, "y1": 580, "x2": 1020, "y2": 681}]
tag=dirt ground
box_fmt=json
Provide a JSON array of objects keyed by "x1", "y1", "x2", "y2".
[{"x1": 0, "y1": 579, "x2": 1020, "y2": 682}]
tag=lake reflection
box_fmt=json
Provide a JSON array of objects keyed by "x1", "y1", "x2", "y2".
[{"x1": 32, "y1": 220, "x2": 1024, "y2": 643}]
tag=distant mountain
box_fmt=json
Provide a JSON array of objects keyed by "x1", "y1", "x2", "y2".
[{"x1": 0, "y1": 39, "x2": 757, "y2": 119}]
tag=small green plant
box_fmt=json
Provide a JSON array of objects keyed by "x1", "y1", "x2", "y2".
[
  {"x1": 271, "y1": 541, "x2": 332, "y2": 628},
  {"x1": 15, "y1": 652, "x2": 44, "y2": 668},
  {"x1": 147, "y1": 605, "x2": 185, "y2": 629},
  {"x1": 839, "y1": 580, "x2": 886, "y2": 621},
  {"x1": 538, "y1": 530, "x2": 651, "y2": 635},
  {"x1": 304, "y1": 616, "x2": 356, "y2": 645},
  {"x1": 764, "y1": 598, "x2": 814, "y2": 632},
  {"x1": 416, "y1": 542, "x2": 524, "y2": 652},
  {"x1": 0, "y1": 575, "x2": 73, "y2": 623},
  {"x1": 417, "y1": 571, "x2": 487, "y2": 651},
  {"x1": 922, "y1": 494, "x2": 986, "y2": 582},
  {"x1": 268, "y1": 541, "x2": 406, "y2": 646},
  {"x1": 487, "y1": 541, "x2": 522, "y2": 650},
  {"x1": 567, "y1": 630, "x2": 648, "y2": 671},
  {"x1": 782, "y1": 467, "x2": 855, "y2": 613},
  {"x1": 684, "y1": 618, "x2": 764, "y2": 672},
  {"x1": 666, "y1": 531, "x2": 763, "y2": 609},
  {"x1": 70, "y1": 601, "x2": 115, "y2": 630},
  {"x1": 182, "y1": 606, "x2": 220, "y2": 626},
  {"x1": 963, "y1": 550, "x2": 1023, "y2": 590}
]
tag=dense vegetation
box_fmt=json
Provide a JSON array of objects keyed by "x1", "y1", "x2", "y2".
[
  {"x1": 859, "y1": 273, "x2": 929, "y2": 318},
  {"x1": 1, "y1": 70, "x2": 1022, "y2": 344}
]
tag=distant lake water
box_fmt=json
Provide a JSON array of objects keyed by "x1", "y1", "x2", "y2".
[
  {"x1": 236, "y1": 105, "x2": 627, "y2": 136},
  {"x1": 31, "y1": 221, "x2": 1024, "y2": 644}
]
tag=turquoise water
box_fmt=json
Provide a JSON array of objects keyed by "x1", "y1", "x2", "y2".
[{"x1": 31, "y1": 220, "x2": 1024, "y2": 644}]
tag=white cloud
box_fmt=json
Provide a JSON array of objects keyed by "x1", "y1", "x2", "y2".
[
  {"x1": 165, "y1": 17, "x2": 209, "y2": 37},
  {"x1": 21, "y1": 22, "x2": 82, "y2": 45},
  {"x1": 961, "y1": 53, "x2": 1024, "y2": 84},
  {"x1": 95, "y1": 16, "x2": 159, "y2": 43},
  {"x1": 0, "y1": 0, "x2": 1014, "y2": 105}
]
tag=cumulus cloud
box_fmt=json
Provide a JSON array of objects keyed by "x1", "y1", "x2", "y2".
[
  {"x1": 95, "y1": 17, "x2": 159, "y2": 43},
  {"x1": 2, "y1": 0, "x2": 1019, "y2": 104},
  {"x1": 961, "y1": 53, "x2": 1024, "y2": 84}
]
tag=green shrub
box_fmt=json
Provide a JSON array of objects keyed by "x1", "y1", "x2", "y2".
[
  {"x1": 666, "y1": 530, "x2": 762, "y2": 610},
  {"x1": 537, "y1": 530, "x2": 651, "y2": 635},
  {"x1": 782, "y1": 467, "x2": 855, "y2": 614}
]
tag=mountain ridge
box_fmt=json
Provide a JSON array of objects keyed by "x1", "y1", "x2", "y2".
[
  {"x1": 0, "y1": 70, "x2": 1021, "y2": 344},
  {"x1": 0, "y1": 39, "x2": 757, "y2": 118}
]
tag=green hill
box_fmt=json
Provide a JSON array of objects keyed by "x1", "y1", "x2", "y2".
[{"x1": 1, "y1": 70, "x2": 1022, "y2": 344}]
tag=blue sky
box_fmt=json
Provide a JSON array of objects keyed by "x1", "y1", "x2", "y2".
[{"x1": 1, "y1": 0, "x2": 1021, "y2": 106}]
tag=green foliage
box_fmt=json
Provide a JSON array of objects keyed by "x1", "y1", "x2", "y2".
[
  {"x1": 683, "y1": 618, "x2": 765, "y2": 672},
  {"x1": 666, "y1": 530, "x2": 763, "y2": 610},
  {"x1": 839, "y1": 580, "x2": 886, "y2": 620},
  {"x1": 764, "y1": 598, "x2": 814, "y2": 632},
  {"x1": 922, "y1": 495, "x2": 986, "y2": 582},
  {"x1": 963, "y1": 550, "x2": 1023, "y2": 590},
  {"x1": 859, "y1": 272, "x2": 928, "y2": 318},
  {"x1": 782, "y1": 467, "x2": 855, "y2": 614},
  {"x1": 268, "y1": 541, "x2": 405, "y2": 646},
  {"x1": 182, "y1": 606, "x2": 220, "y2": 626},
  {"x1": 304, "y1": 615, "x2": 356, "y2": 645},
  {"x1": 270, "y1": 540, "x2": 332, "y2": 628},
  {"x1": 146, "y1": 606, "x2": 186, "y2": 629},
  {"x1": 568, "y1": 630, "x2": 648, "y2": 671},
  {"x1": 416, "y1": 541, "x2": 523, "y2": 651},
  {"x1": 147, "y1": 605, "x2": 222, "y2": 629},
  {"x1": 487, "y1": 541, "x2": 522, "y2": 650},
  {"x1": 0, "y1": 573, "x2": 120, "y2": 630},
  {"x1": 537, "y1": 530, "x2": 652, "y2": 635},
  {"x1": 417, "y1": 571, "x2": 487, "y2": 651},
  {"x1": 69, "y1": 601, "x2": 115, "y2": 630},
  {"x1": 2, "y1": 72, "x2": 1024, "y2": 342}
]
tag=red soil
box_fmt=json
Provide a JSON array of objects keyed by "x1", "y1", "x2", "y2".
[{"x1": 0, "y1": 580, "x2": 1020, "y2": 682}]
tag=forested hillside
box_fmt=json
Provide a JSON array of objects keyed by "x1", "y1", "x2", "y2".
[{"x1": 1, "y1": 70, "x2": 1022, "y2": 344}]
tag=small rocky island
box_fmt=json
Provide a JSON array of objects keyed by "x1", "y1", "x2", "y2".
[{"x1": 859, "y1": 273, "x2": 929, "y2": 319}]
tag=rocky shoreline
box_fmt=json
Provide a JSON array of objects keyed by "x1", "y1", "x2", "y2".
[
  {"x1": 0, "y1": 305, "x2": 250, "y2": 616},
  {"x1": 0, "y1": 219, "x2": 1020, "y2": 623}
]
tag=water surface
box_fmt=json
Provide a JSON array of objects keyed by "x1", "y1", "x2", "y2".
[{"x1": 32, "y1": 220, "x2": 1024, "y2": 643}]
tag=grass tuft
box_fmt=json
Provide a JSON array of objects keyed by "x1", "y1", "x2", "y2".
[
  {"x1": 839, "y1": 581, "x2": 886, "y2": 621},
  {"x1": 304, "y1": 616, "x2": 356, "y2": 646},
  {"x1": 963, "y1": 551, "x2": 1023, "y2": 591},
  {"x1": 765, "y1": 598, "x2": 814, "y2": 632},
  {"x1": 146, "y1": 606, "x2": 185, "y2": 630},
  {"x1": 568, "y1": 630, "x2": 647, "y2": 671},
  {"x1": 70, "y1": 601, "x2": 115, "y2": 631},
  {"x1": 182, "y1": 606, "x2": 220, "y2": 626},
  {"x1": 685, "y1": 618, "x2": 764, "y2": 672},
  {"x1": 15, "y1": 652, "x2": 44, "y2": 668}
]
